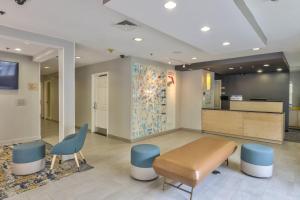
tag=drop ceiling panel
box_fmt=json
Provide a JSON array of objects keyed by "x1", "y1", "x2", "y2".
[{"x1": 105, "y1": 0, "x2": 266, "y2": 54}]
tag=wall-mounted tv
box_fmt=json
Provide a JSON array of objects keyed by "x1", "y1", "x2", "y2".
[{"x1": 0, "y1": 60, "x2": 19, "y2": 90}]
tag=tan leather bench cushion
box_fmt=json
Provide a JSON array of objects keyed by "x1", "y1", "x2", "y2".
[{"x1": 153, "y1": 137, "x2": 237, "y2": 187}]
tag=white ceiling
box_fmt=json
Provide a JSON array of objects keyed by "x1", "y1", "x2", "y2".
[
  {"x1": 40, "y1": 44, "x2": 117, "y2": 75},
  {"x1": 105, "y1": 0, "x2": 267, "y2": 54},
  {"x1": 0, "y1": 36, "x2": 112, "y2": 75},
  {"x1": 244, "y1": 0, "x2": 300, "y2": 71},
  {"x1": 40, "y1": 58, "x2": 59, "y2": 75},
  {"x1": 0, "y1": 36, "x2": 50, "y2": 56},
  {"x1": 1, "y1": 0, "x2": 300, "y2": 71}
]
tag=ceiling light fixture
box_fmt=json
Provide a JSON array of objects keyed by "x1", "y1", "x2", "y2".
[
  {"x1": 264, "y1": 64, "x2": 270, "y2": 67},
  {"x1": 14, "y1": 48, "x2": 22, "y2": 52},
  {"x1": 277, "y1": 68, "x2": 283, "y2": 72},
  {"x1": 201, "y1": 26, "x2": 211, "y2": 32},
  {"x1": 222, "y1": 41, "x2": 231, "y2": 46},
  {"x1": 168, "y1": 61, "x2": 172, "y2": 65},
  {"x1": 253, "y1": 48, "x2": 260, "y2": 51},
  {"x1": 164, "y1": 1, "x2": 177, "y2": 10},
  {"x1": 76, "y1": 56, "x2": 81, "y2": 59},
  {"x1": 44, "y1": 66, "x2": 50, "y2": 69},
  {"x1": 257, "y1": 69, "x2": 263, "y2": 73},
  {"x1": 192, "y1": 57, "x2": 197, "y2": 60},
  {"x1": 229, "y1": 67, "x2": 234, "y2": 70},
  {"x1": 133, "y1": 37, "x2": 143, "y2": 42}
]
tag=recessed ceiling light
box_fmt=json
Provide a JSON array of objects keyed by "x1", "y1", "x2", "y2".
[
  {"x1": 253, "y1": 48, "x2": 260, "y2": 51},
  {"x1": 222, "y1": 42, "x2": 231, "y2": 46},
  {"x1": 168, "y1": 61, "x2": 172, "y2": 65},
  {"x1": 201, "y1": 26, "x2": 211, "y2": 32},
  {"x1": 229, "y1": 67, "x2": 234, "y2": 70},
  {"x1": 133, "y1": 37, "x2": 143, "y2": 42},
  {"x1": 257, "y1": 69, "x2": 263, "y2": 73},
  {"x1": 264, "y1": 64, "x2": 270, "y2": 67},
  {"x1": 44, "y1": 66, "x2": 50, "y2": 69},
  {"x1": 164, "y1": 1, "x2": 177, "y2": 10},
  {"x1": 192, "y1": 57, "x2": 197, "y2": 60},
  {"x1": 14, "y1": 48, "x2": 22, "y2": 52},
  {"x1": 76, "y1": 56, "x2": 81, "y2": 59},
  {"x1": 277, "y1": 68, "x2": 283, "y2": 72}
]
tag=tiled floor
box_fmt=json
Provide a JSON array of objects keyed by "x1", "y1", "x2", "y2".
[{"x1": 8, "y1": 120, "x2": 300, "y2": 200}]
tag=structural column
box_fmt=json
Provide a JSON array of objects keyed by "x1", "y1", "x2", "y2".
[{"x1": 58, "y1": 44, "x2": 76, "y2": 142}]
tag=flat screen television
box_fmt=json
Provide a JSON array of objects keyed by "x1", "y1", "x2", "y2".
[{"x1": 0, "y1": 60, "x2": 19, "y2": 90}]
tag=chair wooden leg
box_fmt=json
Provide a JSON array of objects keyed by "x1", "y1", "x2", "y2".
[
  {"x1": 79, "y1": 151, "x2": 87, "y2": 164},
  {"x1": 74, "y1": 153, "x2": 80, "y2": 171},
  {"x1": 50, "y1": 155, "x2": 57, "y2": 170}
]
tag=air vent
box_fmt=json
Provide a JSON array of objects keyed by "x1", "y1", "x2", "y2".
[{"x1": 114, "y1": 20, "x2": 138, "y2": 31}]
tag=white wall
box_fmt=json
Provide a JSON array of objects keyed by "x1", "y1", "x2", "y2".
[
  {"x1": 75, "y1": 57, "x2": 132, "y2": 139},
  {"x1": 180, "y1": 70, "x2": 203, "y2": 130},
  {"x1": 0, "y1": 51, "x2": 40, "y2": 144},
  {"x1": 76, "y1": 56, "x2": 180, "y2": 140}
]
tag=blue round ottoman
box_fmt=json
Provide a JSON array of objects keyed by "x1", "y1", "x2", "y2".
[
  {"x1": 241, "y1": 144, "x2": 274, "y2": 178},
  {"x1": 131, "y1": 144, "x2": 160, "y2": 181},
  {"x1": 12, "y1": 140, "x2": 46, "y2": 175}
]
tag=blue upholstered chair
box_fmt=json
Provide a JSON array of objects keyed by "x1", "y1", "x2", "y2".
[{"x1": 50, "y1": 124, "x2": 88, "y2": 171}]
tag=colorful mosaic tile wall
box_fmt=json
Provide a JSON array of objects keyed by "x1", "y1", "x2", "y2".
[{"x1": 131, "y1": 64, "x2": 167, "y2": 139}]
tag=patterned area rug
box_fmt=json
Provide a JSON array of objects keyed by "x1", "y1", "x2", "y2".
[{"x1": 0, "y1": 143, "x2": 93, "y2": 200}]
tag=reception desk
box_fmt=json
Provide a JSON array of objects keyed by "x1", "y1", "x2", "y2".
[
  {"x1": 202, "y1": 102, "x2": 285, "y2": 144},
  {"x1": 230, "y1": 100, "x2": 283, "y2": 113}
]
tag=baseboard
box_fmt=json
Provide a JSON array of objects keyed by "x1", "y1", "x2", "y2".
[
  {"x1": 130, "y1": 128, "x2": 180, "y2": 143},
  {"x1": 107, "y1": 134, "x2": 131, "y2": 143},
  {"x1": 178, "y1": 128, "x2": 203, "y2": 133},
  {"x1": 75, "y1": 125, "x2": 92, "y2": 133},
  {"x1": 0, "y1": 136, "x2": 41, "y2": 145},
  {"x1": 106, "y1": 129, "x2": 180, "y2": 143}
]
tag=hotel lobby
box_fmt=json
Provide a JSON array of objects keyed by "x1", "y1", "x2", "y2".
[{"x1": 1, "y1": 0, "x2": 300, "y2": 200}]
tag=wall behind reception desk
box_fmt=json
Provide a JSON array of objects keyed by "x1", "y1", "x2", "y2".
[
  {"x1": 290, "y1": 71, "x2": 300, "y2": 107},
  {"x1": 219, "y1": 73, "x2": 289, "y2": 130}
]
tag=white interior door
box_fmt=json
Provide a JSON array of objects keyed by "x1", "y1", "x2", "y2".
[{"x1": 94, "y1": 74, "x2": 108, "y2": 131}]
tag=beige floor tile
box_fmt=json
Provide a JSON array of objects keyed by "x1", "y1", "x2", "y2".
[{"x1": 8, "y1": 120, "x2": 300, "y2": 200}]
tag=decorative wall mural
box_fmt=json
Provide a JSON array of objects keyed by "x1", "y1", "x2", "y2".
[{"x1": 131, "y1": 63, "x2": 167, "y2": 139}]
